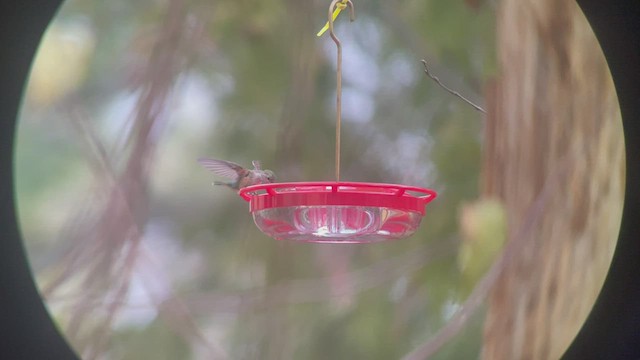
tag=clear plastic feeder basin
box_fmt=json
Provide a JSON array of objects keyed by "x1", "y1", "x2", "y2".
[{"x1": 238, "y1": 182, "x2": 437, "y2": 243}]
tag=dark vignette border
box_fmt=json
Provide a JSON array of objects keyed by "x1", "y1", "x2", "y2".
[
  {"x1": 0, "y1": 1, "x2": 79, "y2": 359},
  {"x1": 0, "y1": 0, "x2": 637, "y2": 359},
  {"x1": 564, "y1": 0, "x2": 640, "y2": 358}
]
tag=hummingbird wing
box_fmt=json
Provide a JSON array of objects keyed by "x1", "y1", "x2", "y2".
[
  {"x1": 197, "y1": 158, "x2": 246, "y2": 181},
  {"x1": 252, "y1": 160, "x2": 262, "y2": 170}
]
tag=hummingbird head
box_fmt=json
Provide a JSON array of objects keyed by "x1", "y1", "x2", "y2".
[{"x1": 263, "y1": 170, "x2": 276, "y2": 183}]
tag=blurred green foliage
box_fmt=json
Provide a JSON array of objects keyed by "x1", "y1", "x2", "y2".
[
  {"x1": 15, "y1": 0, "x2": 496, "y2": 358},
  {"x1": 457, "y1": 198, "x2": 507, "y2": 298}
]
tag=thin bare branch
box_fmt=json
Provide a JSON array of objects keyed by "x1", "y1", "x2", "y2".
[
  {"x1": 380, "y1": 2, "x2": 484, "y2": 102},
  {"x1": 421, "y1": 59, "x2": 486, "y2": 114}
]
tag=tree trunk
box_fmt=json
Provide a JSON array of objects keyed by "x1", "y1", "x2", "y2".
[{"x1": 481, "y1": 0, "x2": 625, "y2": 359}]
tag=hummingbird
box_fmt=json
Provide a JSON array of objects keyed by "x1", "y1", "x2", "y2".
[{"x1": 197, "y1": 158, "x2": 277, "y2": 190}]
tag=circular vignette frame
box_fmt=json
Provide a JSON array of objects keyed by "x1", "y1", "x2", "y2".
[{"x1": 0, "y1": 1, "x2": 638, "y2": 359}]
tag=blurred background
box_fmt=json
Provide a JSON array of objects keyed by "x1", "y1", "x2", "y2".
[{"x1": 13, "y1": 0, "x2": 623, "y2": 359}]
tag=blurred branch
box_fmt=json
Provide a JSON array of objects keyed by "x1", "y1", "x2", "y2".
[
  {"x1": 136, "y1": 246, "x2": 230, "y2": 360},
  {"x1": 185, "y1": 240, "x2": 454, "y2": 313},
  {"x1": 421, "y1": 60, "x2": 486, "y2": 114},
  {"x1": 35, "y1": 0, "x2": 229, "y2": 358},
  {"x1": 401, "y1": 154, "x2": 571, "y2": 360},
  {"x1": 45, "y1": 240, "x2": 455, "y2": 315},
  {"x1": 70, "y1": 108, "x2": 118, "y2": 184},
  {"x1": 39, "y1": 109, "x2": 117, "y2": 296}
]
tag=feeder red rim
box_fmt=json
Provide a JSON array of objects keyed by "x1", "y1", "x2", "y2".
[
  {"x1": 239, "y1": 181, "x2": 437, "y2": 200},
  {"x1": 237, "y1": 181, "x2": 437, "y2": 215}
]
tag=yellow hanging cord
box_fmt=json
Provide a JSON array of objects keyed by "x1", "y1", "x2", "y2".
[{"x1": 316, "y1": 0, "x2": 349, "y2": 37}]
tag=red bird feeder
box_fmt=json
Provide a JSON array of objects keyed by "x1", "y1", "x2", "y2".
[
  {"x1": 239, "y1": 182, "x2": 436, "y2": 243},
  {"x1": 236, "y1": 1, "x2": 437, "y2": 243}
]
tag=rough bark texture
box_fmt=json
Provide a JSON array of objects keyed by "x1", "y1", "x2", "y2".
[{"x1": 481, "y1": 0, "x2": 625, "y2": 359}]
